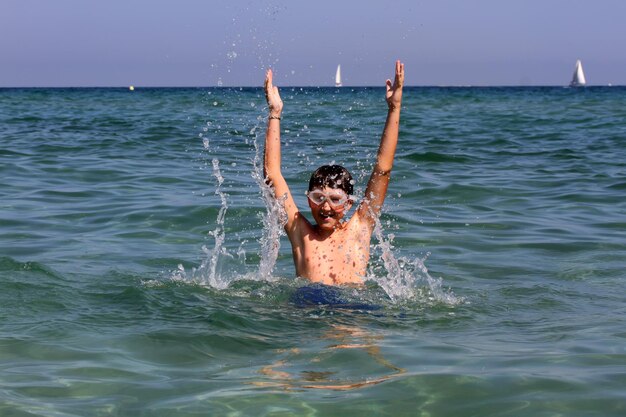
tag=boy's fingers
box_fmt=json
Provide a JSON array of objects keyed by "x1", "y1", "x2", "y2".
[
  {"x1": 394, "y1": 62, "x2": 404, "y2": 87},
  {"x1": 265, "y1": 69, "x2": 273, "y2": 88}
]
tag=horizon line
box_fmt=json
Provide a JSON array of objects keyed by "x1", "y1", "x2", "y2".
[{"x1": 1, "y1": 84, "x2": 621, "y2": 89}]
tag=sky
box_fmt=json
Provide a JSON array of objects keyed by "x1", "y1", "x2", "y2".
[{"x1": 1, "y1": 0, "x2": 625, "y2": 87}]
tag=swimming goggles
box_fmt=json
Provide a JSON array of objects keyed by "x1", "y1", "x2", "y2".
[{"x1": 306, "y1": 189, "x2": 350, "y2": 208}]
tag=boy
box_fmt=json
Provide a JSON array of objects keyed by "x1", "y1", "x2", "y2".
[{"x1": 263, "y1": 60, "x2": 404, "y2": 285}]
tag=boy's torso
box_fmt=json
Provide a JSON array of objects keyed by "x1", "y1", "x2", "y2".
[{"x1": 291, "y1": 216, "x2": 371, "y2": 285}]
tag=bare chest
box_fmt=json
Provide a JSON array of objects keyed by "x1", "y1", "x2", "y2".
[{"x1": 297, "y1": 224, "x2": 371, "y2": 285}]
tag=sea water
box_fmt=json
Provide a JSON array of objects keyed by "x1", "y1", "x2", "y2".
[{"x1": 1, "y1": 86, "x2": 625, "y2": 416}]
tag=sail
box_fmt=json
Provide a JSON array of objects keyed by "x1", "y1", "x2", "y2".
[
  {"x1": 335, "y1": 65, "x2": 342, "y2": 87},
  {"x1": 570, "y1": 60, "x2": 586, "y2": 87}
]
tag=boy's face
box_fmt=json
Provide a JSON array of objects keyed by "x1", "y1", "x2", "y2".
[{"x1": 307, "y1": 186, "x2": 353, "y2": 230}]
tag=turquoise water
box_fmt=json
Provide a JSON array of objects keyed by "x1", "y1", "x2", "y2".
[{"x1": 1, "y1": 86, "x2": 625, "y2": 416}]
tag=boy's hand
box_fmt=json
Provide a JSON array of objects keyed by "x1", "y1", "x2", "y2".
[
  {"x1": 385, "y1": 60, "x2": 404, "y2": 110},
  {"x1": 264, "y1": 69, "x2": 283, "y2": 117}
]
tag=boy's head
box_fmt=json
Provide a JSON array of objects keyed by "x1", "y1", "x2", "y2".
[
  {"x1": 307, "y1": 165, "x2": 354, "y2": 230},
  {"x1": 308, "y1": 165, "x2": 353, "y2": 196}
]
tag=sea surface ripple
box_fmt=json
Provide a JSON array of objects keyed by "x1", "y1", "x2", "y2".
[{"x1": 1, "y1": 86, "x2": 625, "y2": 416}]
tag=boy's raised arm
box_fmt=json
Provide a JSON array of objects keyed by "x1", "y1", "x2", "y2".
[
  {"x1": 263, "y1": 69, "x2": 284, "y2": 182},
  {"x1": 263, "y1": 69, "x2": 300, "y2": 234},
  {"x1": 357, "y1": 60, "x2": 404, "y2": 228}
]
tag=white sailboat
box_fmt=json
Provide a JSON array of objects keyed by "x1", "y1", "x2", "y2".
[
  {"x1": 335, "y1": 65, "x2": 342, "y2": 87},
  {"x1": 569, "y1": 59, "x2": 586, "y2": 87}
]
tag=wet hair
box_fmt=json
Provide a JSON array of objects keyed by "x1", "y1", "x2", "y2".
[{"x1": 308, "y1": 165, "x2": 354, "y2": 196}]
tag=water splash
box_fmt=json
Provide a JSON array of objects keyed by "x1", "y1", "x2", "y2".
[
  {"x1": 251, "y1": 123, "x2": 288, "y2": 280},
  {"x1": 183, "y1": 92, "x2": 460, "y2": 306},
  {"x1": 177, "y1": 115, "x2": 287, "y2": 288},
  {"x1": 183, "y1": 128, "x2": 461, "y2": 306},
  {"x1": 174, "y1": 158, "x2": 233, "y2": 289},
  {"x1": 208, "y1": 3, "x2": 284, "y2": 86},
  {"x1": 369, "y1": 213, "x2": 462, "y2": 306},
  {"x1": 205, "y1": 158, "x2": 231, "y2": 287}
]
